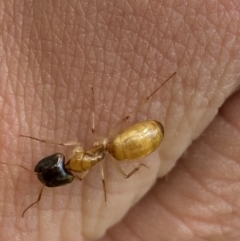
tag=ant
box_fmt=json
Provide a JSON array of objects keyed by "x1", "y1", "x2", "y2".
[{"x1": 0, "y1": 72, "x2": 176, "y2": 217}]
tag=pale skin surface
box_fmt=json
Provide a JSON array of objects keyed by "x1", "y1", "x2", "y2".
[{"x1": 0, "y1": 0, "x2": 240, "y2": 240}]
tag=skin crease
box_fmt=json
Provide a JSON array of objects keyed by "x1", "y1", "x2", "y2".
[{"x1": 0, "y1": 0, "x2": 240, "y2": 240}]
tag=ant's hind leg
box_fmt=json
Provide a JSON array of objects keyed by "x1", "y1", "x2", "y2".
[
  {"x1": 74, "y1": 170, "x2": 89, "y2": 181},
  {"x1": 99, "y1": 162, "x2": 107, "y2": 202},
  {"x1": 107, "y1": 72, "x2": 176, "y2": 139},
  {"x1": 116, "y1": 72, "x2": 176, "y2": 125},
  {"x1": 113, "y1": 160, "x2": 149, "y2": 178},
  {"x1": 91, "y1": 86, "x2": 96, "y2": 135}
]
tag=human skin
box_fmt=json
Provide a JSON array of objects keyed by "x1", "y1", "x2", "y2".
[{"x1": 0, "y1": 0, "x2": 240, "y2": 240}]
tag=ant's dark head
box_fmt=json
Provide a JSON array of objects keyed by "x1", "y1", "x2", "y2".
[{"x1": 34, "y1": 153, "x2": 74, "y2": 187}]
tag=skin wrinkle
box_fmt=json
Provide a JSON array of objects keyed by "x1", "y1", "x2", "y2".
[
  {"x1": 73, "y1": 46, "x2": 92, "y2": 140},
  {"x1": 189, "y1": 104, "x2": 212, "y2": 140},
  {"x1": 117, "y1": 221, "x2": 144, "y2": 241},
  {"x1": 120, "y1": 37, "x2": 140, "y2": 73},
  {"x1": 181, "y1": 163, "x2": 239, "y2": 236},
  {"x1": 59, "y1": 199, "x2": 67, "y2": 241},
  {"x1": 110, "y1": 7, "x2": 169, "y2": 122},
  {"x1": 202, "y1": 131, "x2": 240, "y2": 167},
  {"x1": 219, "y1": 105, "x2": 240, "y2": 136},
  {"x1": 123, "y1": 224, "x2": 145, "y2": 241},
  {"x1": 104, "y1": 15, "x2": 130, "y2": 123},
  {"x1": 167, "y1": 101, "x2": 189, "y2": 141},
  {"x1": 154, "y1": 10, "x2": 171, "y2": 50},
  {"x1": 162, "y1": 190, "x2": 220, "y2": 240},
  {"x1": 164, "y1": 179, "x2": 217, "y2": 222},
  {"x1": 86, "y1": 21, "x2": 98, "y2": 77},
  {"x1": 161, "y1": 9, "x2": 177, "y2": 55},
  {"x1": 98, "y1": 80, "x2": 120, "y2": 134},
  {"x1": 123, "y1": 220, "x2": 147, "y2": 241},
  {"x1": 128, "y1": 16, "x2": 149, "y2": 74},
  {"x1": 180, "y1": 159, "x2": 222, "y2": 206},
  {"x1": 80, "y1": 14, "x2": 104, "y2": 133},
  {"x1": 205, "y1": 109, "x2": 240, "y2": 156},
  {"x1": 137, "y1": 38, "x2": 157, "y2": 81},
  {"x1": 152, "y1": 189, "x2": 196, "y2": 233},
  {"x1": 183, "y1": 164, "x2": 236, "y2": 225},
  {"x1": 123, "y1": 194, "x2": 197, "y2": 241}
]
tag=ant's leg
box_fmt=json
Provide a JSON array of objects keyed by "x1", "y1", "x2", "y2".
[
  {"x1": 90, "y1": 86, "x2": 106, "y2": 144},
  {"x1": 19, "y1": 135, "x2": 81, "y2": 147},
  {"x1": 107, "y1": 72, "x2": 176, "y2": 139},
  {"x1": 22, "y1": 185, "x2": 45, "y2": 217},
  {"x1": 120, "y1": 72, "x2": 176, "y2": 122},
  {"x1": 71, "y1": 145, "x2": 84, "y2": 156},
  {"x1": 113, "y1": 160, "x2": 149, "y2": 178},
  {"x1": 74, "y1": 170, "x2": 89, "y2": 181},
  {"x1": 99, "y1": 162, "x2": 107, "y2": 202},
  {"x1": 61, "y1": 141, "x2": 82, "y2": 146},
  {"x1": 91, "y1": 86, "x2": 96, "y2": 135}
]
